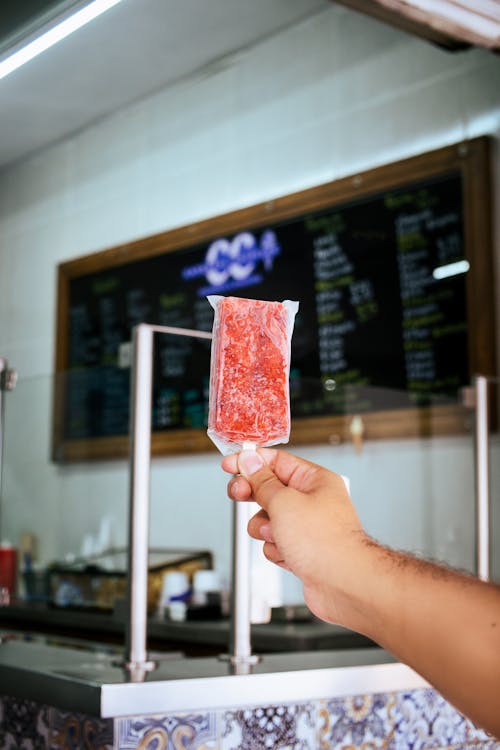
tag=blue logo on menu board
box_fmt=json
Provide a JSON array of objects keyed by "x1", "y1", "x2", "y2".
[{"x1": 181, "y1": 230, "x2": 281, "y2": 297}]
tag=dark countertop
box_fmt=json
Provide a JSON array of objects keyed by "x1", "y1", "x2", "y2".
[
  {"x1": 0, "y1": 638, "x2": 424, "y2": 718},
  {"x1": 0, "y1": 600, "x2": 375, "y2": 655}
]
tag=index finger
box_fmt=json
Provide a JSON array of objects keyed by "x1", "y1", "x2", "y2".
[{"x1": 221, "y1": 453, "x2": 240, "y2": 475}]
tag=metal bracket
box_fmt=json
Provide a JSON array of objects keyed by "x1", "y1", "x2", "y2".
[
  {"x1": 461, "y1": 385, "x2": 475, "y2": 409},
  {"x1": 0, "y1": 357, "x2": 17, "y2": 392},
  {"x1": 0, "y1": 368, "x2": 17, "y2": 392}
]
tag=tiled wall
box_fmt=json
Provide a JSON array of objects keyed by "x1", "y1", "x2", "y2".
[{"x1": 1, "y1": 688, "x2": 498, "y2": 750}]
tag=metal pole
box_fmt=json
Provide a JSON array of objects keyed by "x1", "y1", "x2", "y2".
[
  {"x1": 228, "y1": 498, "x2": 260, "y2": 667},
  {"x1": 125, "y1": 324, "x2": 155, "y2": 671},
  {"x1": 124, "y1": 323, "x2": 212, "y2": 673},
  {"x1": 230, "y1": 500, "x2": 252, "y2": 660},
  {"x1": 0, "y1": 358, "x2": 16, "y2": 539},
  {"x1": 0, "y1": 358, "x2": 6, "y2": 535},
  {"x1": 474, "y1": 375, "x2": 490, "y2": 582}
]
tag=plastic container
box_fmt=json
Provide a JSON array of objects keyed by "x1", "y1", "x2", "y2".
[
  {"x1": 0, "y1": 542, "x2": 17, "y2": 604},
  {"x1": 192, "y1": 569, "x2": 221, "y2": 605},
  {"x1": 159, "y1": 570, "x2": 191, "y2": 621}
]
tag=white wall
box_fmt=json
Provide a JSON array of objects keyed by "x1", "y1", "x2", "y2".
[{"x1": 1, "y1": 6, "x2": 499, "y2": 600}]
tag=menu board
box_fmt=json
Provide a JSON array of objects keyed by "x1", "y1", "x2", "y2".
[{"x1": 53, "y1": 138, "x2": 495, "y2": 460}]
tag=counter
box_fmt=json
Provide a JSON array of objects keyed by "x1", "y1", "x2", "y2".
[
  {"x1": 0, "y1": 637, "x2": 492, "y2": 750},
  {"x1": 0, "y1": 639, "x2": 416, "y2": 716},
  {"x1": 0, "y1": 601, "x2": 374, "y2": 654}
]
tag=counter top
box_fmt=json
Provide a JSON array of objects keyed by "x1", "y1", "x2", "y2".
[
  {"x1": 0, "y1": 601, "x2": 374, "y2": 654},
  {"x1": 0, "y1": 638, "x2": 428, "y2": 718}
]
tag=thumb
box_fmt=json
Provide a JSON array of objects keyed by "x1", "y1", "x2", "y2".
[{"x1": 237, "y1": 449, "x2": 285, "y2": 510}]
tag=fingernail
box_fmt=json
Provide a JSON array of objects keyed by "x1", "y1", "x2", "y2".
[
  {"x1": 260, "y1": 523, "x2": 274, "y2": 543},
  {"x1": 238, "y1": 450, "x2": 264, "y2": 476}
]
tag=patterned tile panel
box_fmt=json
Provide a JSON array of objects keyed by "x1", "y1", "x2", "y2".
[
  {"x1": 390, "y1": 688, "x2": 500, "y2": 750},
  {"x1": 221, "y1": 702, "x2": 316, "y2": 750},
  {"x1": 319, "y1": 688, "x2": 500, "y2": 750},
  {"x1": 115, "y1": 713, "x2": 218, "y2": 750},
  {"x1": 388, "y1": 688, "x2": 470, "y2": 750},
  {"x1": 0, "y1": 695, "x2": 50, "y2": 750},
  {"x1": 460, "y1": 717, "x2": 500, "y2": 749},
  {"x1": 50, "y1": 709, "x2": 113, "y2": 750},
  {"x1": 319, "y1": 692, "x2": 396, "y2": 749},
  {"x1": 2, "y1": 685, "x2": 499, "y2": 750}
]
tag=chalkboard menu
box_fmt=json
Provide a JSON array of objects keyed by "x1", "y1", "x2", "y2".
[{"x1": 53, "y1": 138, "x2": 495, "y2": 461}]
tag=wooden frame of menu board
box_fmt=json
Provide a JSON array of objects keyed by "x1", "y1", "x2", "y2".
[{"x1": 53, "y1": 137, "x2": 495, "y2": 462}]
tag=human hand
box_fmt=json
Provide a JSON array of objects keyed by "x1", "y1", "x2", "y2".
[
  {"x1": 221, "y1": 448, "x2": 372, "y2": 627},
  {"x1": 228, "y1": 449, "x2": 500, "y2": 738}
]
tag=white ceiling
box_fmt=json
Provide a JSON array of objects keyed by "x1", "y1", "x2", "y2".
[{"x1": 0, "y1": 0, "x2": 331, "y2": 171}]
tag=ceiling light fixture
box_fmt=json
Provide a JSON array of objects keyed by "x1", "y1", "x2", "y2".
[{"x1": 0, "y1": 0, "x2": 125, "y2": 82}]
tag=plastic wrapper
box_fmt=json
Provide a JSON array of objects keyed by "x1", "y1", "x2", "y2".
[{"x1": 207, "y1": 295, "x2": 299, "y2": 455}]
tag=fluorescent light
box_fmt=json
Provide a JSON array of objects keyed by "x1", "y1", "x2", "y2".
[
  {"x1": 433, "y1": 259, "x2": 470, "y2": 280},
  {"x1": 0, "y1": 0, "x2": 125, "y2": 82}
]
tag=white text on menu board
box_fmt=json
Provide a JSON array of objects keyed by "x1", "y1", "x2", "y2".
[
  {"x1": 313, "y1": 232, "x2": 377, "y2": 381},
  {"x1": 396, "y1": 208, "x2": 461, "y2": 389}
]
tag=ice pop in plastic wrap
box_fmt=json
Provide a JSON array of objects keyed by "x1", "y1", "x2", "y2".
[{"x1": 207, "y1": 295, "x2": 299, "y2": 455}]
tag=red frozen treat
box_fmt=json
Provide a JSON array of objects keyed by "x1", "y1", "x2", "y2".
[{"x1": 208, "y1": 296, "x2": 296, "y2": 453}]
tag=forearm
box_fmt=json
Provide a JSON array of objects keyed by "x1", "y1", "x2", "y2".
[
  {"x1": 223, "y1": 450, "x2": 500, "y2": 736},
  {"x1": 340, "y1": 541, "x2": 500, "y2": 738}
]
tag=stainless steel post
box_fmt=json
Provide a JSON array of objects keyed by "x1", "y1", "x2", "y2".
[
  {"x1": 226, "y1": 495, "x2": 261, "y2": 667},
  {"x1": 125, "y1": 324, "x2": 155, "y2": 671},
  {"x1": 474, "y1": 375, "x2": 490, "y2": 582},
  {"x1": 124, "y1": 324, "x2": 212, "y2": 673},
  {"x1": 0, "y1": 358, "x2": 16, "y2": 539},
  {"x1": 0, "y1": 358, "x2": 6, "y2": 529},
  {"x1": 230, "y1": 500, "x2": 252, "y2": 661}
]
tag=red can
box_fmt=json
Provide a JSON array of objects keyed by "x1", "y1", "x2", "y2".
[{"x1": 0, "y1": 543, "x2": 17, "y2": 599}]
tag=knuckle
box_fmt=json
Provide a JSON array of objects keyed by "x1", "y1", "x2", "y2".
[
  {"x1": 262, "y1": 541, "x2": 278, "y2": 564},
  {"x1": 251, "y1": 471, "x2": 278, "y2": 500}
]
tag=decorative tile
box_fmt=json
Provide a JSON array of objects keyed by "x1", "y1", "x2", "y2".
[
  {"x1": 221, "y1": 702, "x2": 316, "y2": 750},
  {"x1": 50, "y1": 709, "x2": 113, "y2": 750},
  {"x1": 0, "y1": 695, "x2": 50, "y2": 750},
  {"x1": 388, "y1": 688, "x2": 469, "y2": 750},
  {"x1": 2, "y1": 684, "x2": 499, "y2": 750},
  {"x1": 115, "y1": 713, "x2": 218, "y2": 750},
  {"x1": 460, "y1": 717, "x2": 500, "y2": 748},
  {"x1": 457, "y1": 716, "x2": 500, "y2": 745},
  {"x1": 319, "y1": 692, "x2": 396, "y2": 748}
]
